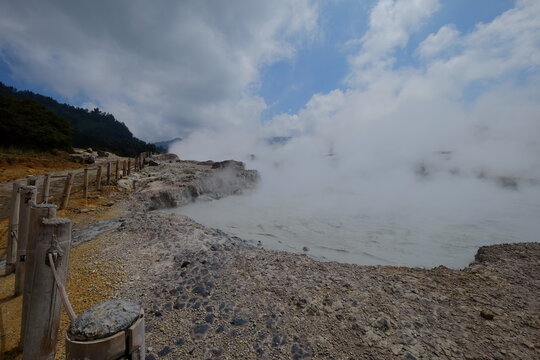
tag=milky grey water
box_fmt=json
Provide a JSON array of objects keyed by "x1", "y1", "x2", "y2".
[{"x1": 164, "y1": 180, "x2": 540, "y2": 269}]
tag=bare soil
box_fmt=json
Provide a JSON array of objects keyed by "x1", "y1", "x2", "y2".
[{"x1": 0, "y1": 151, "x2": 84, "y2": 184}]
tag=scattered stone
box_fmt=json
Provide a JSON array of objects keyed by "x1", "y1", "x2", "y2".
[
  {"x1": 302, "y1": 246, "x2": 309, "y2": 252},
  {"x1": 212, "y1": 348, "x2": 224, "y2": 356},
  {"x1": 480, "y1": 310, "x2": 495, "y2": 320},
  {"x1": 192, "y1": 323, "x2": 209, "y2": 335},
  {"x1": 231, "y1": 315, "x2": 248, "y2": 326},
  {"x1": 157, "y1": 346, "x2": 172, "y2": 357},
  {"x1": 374, "y1": 317, "x2": 390, "y2": 331}
]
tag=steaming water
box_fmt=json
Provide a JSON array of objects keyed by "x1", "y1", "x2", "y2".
[{"x1": 165, "y1": 176, "x2": 540, "y2": 269}]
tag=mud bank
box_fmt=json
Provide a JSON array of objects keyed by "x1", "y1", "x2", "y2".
[{"x1": 79, "y1": 154, "x2": 539, "y2": 359}]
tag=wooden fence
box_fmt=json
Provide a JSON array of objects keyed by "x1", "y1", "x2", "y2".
[{"x1": 0, "y1": 152, "x2": 152, "y2": 359}]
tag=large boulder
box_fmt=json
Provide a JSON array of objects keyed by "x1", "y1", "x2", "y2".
[{"x1": 69, "y1": 153, "x2": 95, "y2": 164}]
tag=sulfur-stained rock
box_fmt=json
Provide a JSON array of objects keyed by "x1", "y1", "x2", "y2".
[{"x1": 68, "y1": 300, "x2": 141, "y2": 341}]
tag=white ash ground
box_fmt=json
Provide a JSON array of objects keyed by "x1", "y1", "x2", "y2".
[{"x1": 78, "y1": 156, "x2": 539, "y2": 359}]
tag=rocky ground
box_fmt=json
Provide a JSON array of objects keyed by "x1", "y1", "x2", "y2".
[
  {"x1": 1, "y1": 154, "x2": 539, "y2": 359},
  {"x1": 104, "y1": 213, "x2": 539, "y2": 360}
]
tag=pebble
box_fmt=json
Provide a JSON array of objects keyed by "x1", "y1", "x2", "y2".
[
  {"x1": 157, "y1": 346, "x2": 172, "y2": 357},
  {"x1": 480, "y1": 310, "x2": 495, "y2": 320},
  {"x1": 192, "y1": 323, "x2": 210, "y2": 334}
]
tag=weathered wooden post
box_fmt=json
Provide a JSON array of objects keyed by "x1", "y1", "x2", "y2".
[
  {"x1": 41, "y1": 174, "x2": 50, "y2": 203},
  {"x1": 5, "y1": 181, "x2": 23, "y2": 274},
  {"x1": 21, "y1": 216, "x2": 72, "y2": 360},
  {"x1": 83, "y1": 168, "x2": 89, "y2": 199},
  {"x1": 20, "y1": 203, "x2": 57, "y2": 349},
  {"x1": 127, "y1": 159, "x2": 132, "y2": 175},
  {"x1": 107, "y1": 162, "x2": 111, "y2": 185},
  {"x1": 115, "y1": 160, "x2": 120, "y2": 181},
  {"x1": 14, "y1": 186, "x2": 37, "y2": 296},
  {"x1": 26, "y1": 176, "x2": 37, "y2": 186},
  {"x1": 96, "y1": 165, "x2": 102, "y2": 191},
  {"x1": 60, "y1": 173, "x2": 74, "y2": 210},
  {"x1": 122, "y1": 160, "x2": 127, "y2": 177}
]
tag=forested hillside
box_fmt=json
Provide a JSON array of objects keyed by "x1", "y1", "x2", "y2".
[
  {"x1": 0, "y1": 82, "x2": 158, "y2": 156},
  {"x1": 0, "y1": 94, "x2": 72, "y2": 152}
]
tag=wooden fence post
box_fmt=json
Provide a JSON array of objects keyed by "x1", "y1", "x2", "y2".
[
  {"x1": 20, "y1": 203, "x2": 57, "y2": 350},
  {"x1": 21, "y1": 216, "x2": 72, "y2": 360},
  {"x1": 96, "y1": 165, "x2": 102, "y2": 191},
  {"x1": 14, "y1": 186, "x2": 37, "y2": 296},
  {"x1": 26, "y1": 176, "x2": 37, "y2": 186},
  {"x1": 127, "y1": 159, "x2": 132, "y2": 175},
  {"x1": 83, "y1": 168, "x2": 89, "y2": 199},
  {"x1": 115, "y1": 160, "x2": 120, "y2": 181},
  {"x1": 107, "y1": 162, "x2": 111, "y2": 185},
  {"x1": 5, "y1": 181, "x2": 23, "y2": 274},
  {"x1": 60, "y1": 173, "x2": 74, "y2": 210},
  {"x1": 42, "y1": 174, "x2": 50, "y2": 203},
  {"x1": 122, "y1": 160, "x2": 127, "y2": 177}
]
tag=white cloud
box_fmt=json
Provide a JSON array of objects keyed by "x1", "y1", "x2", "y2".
[
  {"x1": 261, "y1": 0, "x2": 540, "y2": 180},
  {"x1": 417, "y1": 24, "x2": 460, "y2": 59},
  {"x1": 0, "y1": 0, "x2": 319, "y2": 141},
  {"x1": 346, "y1": 0, "x2": 440, "y2": 84}
]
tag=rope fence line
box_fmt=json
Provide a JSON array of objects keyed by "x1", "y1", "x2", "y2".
[{"x1": 48, "y1": 252, "x2": 77, "y2": 322}]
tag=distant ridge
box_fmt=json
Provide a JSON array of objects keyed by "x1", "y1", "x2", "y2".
[
  {"x1": 153, "y1": 137, "x2": 182, "y2": 152},
  {"x1": 0, "y1": 82, "x2": 159, "y2": 157}
]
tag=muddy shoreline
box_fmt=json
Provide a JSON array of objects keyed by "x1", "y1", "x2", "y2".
[{"x1": 71, "y1": 154, "x2": 539, "y2": 359}]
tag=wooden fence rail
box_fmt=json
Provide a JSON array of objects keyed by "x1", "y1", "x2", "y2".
[{"x1": 2, "y1": 154, "x2": 150, "y2": 259}]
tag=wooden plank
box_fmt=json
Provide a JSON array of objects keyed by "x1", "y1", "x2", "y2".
[
  {"x1": 83, "y1": 168, "x2": 89, "y2": 199},
  {"x1": 20, "y1": 204, "x2": 56, "y2": 349},
  {"x1": 96, "y1": 165, "x2": 102, "y2": 191},
  {"x1": 5, "y1": 181, "x2": 23, "y2": 274},
  {"x1": 60, "y1": 173, "x2": 74, "y2": 210},
  {"x1": 14, "y1": 186, "x2": 37, "y2": 295},
  {"x1": 41, "y1": 174, "x2": 50, "y2": 203},
  {"x1": 21, "y1": 216, "x2": 72, "y2": 360}
]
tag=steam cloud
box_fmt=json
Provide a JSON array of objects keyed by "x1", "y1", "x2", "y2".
[{"x1": 169, "y1": 0, "x2": 540, "y2": 268}]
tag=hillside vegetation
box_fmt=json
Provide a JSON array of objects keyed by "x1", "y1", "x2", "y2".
[
  {"x1": 0, "y1": 94, "x2": 72, "y2": 152},
  {"x1": 0, "y1": 82, "x2": 158, "y2": 157}
]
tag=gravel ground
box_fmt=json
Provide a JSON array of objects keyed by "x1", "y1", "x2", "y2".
[
  {"x1": 99, "y1": 211, "x2": 539, "y2": 360},
  {"x1": 100, "y1": 155, "x2": 539, "y2": 359}
]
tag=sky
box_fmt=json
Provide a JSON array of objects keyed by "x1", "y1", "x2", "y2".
[
  {"x1": 0, "y1": 0, "x2": 533, "y2": 145},
  {"x1": 2, "y1": 1, "x2": 539, "y2": 266}
]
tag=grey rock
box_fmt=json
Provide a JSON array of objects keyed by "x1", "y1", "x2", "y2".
[{"x1": 68, "y1": 300, "x2": 141, "y2": 341}]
